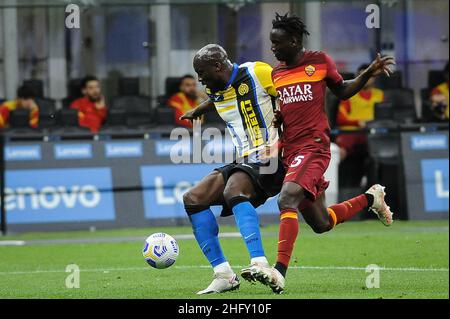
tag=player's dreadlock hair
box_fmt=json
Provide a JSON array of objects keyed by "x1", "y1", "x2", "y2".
[{"x1": 272, "y1": 13, "x2": 310, "y2": 45}]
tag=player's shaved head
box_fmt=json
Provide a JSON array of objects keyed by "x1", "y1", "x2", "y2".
[
  {"x1": 193, "y1": 44, "x2": 234, "y2": 93},
  {"x1": 194, "y1": 44, "x2": 229, "y2": 66}
]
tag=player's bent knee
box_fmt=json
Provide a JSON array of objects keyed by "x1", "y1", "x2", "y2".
[
  {"x1": 222, "y1": 187, "x2": 251, "y2": 206},
  {"x1": 182, "y1": 191, "x2": 209, "y2": 216},
  {"x1": 278, "y1": 191, "x2": 301, "y2": 210},
  {"x1": 277, "y1": 183, "x2": 305, "y2": 210},
  {"x1": 222, "y1": 173, "x2": 253, "y2": 205},
  {"x1": 182, "y1": 190, "x2": 196, "y2": 206}
]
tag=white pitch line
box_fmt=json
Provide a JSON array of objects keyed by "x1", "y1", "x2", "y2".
[
  {"x1": 0, "y1": 265, "x2": 447, "y2": 276},
  {"x1": 0, "y1": 232, "x2": 247, "y2": 246},
  {"x1": 175, "y1": 265, "x2": 450, "y2": 272},
  {"x1": 0, "y1": 241, "x2": 25, "y2": 246}
]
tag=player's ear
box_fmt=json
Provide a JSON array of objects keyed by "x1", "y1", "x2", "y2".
[{"x1": 214, "y1": 62, "x2": 221, "y2": 71}]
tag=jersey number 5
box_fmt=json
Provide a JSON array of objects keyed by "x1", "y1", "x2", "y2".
[{"x1": 290, "y1": 155, "x2": 305, "y2": 168}]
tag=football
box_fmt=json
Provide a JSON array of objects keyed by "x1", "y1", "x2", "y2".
[{"x1": 142, "y1": 233, "x2": 179, "y2": 269}]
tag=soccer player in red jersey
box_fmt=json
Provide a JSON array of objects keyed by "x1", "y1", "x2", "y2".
[{"x1": 243, "y1": 13, "x2": 396, "y2": 294}]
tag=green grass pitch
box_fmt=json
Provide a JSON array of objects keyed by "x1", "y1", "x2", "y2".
[{"x1": 0, "y1": 220, "x2": 448, "y2": 299}]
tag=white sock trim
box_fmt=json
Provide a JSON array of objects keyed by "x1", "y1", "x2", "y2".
[
  {"x1": 213, "y1": 262, "x2": 233, "y2": 274},
  {"x1": 251, "y1": 256, "x2": 269, "y2": 266}
]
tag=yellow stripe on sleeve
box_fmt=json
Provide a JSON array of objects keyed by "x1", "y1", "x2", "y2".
[{"x1": 254, "y1": 61, "x2": 277, "y2": 97}]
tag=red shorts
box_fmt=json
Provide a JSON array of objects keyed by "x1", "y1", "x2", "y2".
[{"x1": 283, "y1": 150, "x2": 331, "y2": 206}]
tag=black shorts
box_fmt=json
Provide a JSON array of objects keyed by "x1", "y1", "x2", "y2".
[{"x1": 215, "y1": 156, "x2": 285, "y2": 217}]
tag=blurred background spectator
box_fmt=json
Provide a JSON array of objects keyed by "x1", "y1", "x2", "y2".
[
  {"x1": 429, "y1": 61, "x2": 449, "y2": 121},
  {"x1": 166, "y1": 74, "x2": 204, "y2": 128},
  {"x1": 335, "y1": 64, "x2": 384, "y2": 188},
  {"x1": 70, "y1": 75, "x2": 107, "y2": 133},
  {"x1": 0, "y1": 85, "x2": 39, "y2": 129}
]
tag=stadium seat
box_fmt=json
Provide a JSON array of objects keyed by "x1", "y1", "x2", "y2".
[
  {"x1": 35, "y1": 97, "x2": 57, "y2": 128},
  {"x1": 366, "y1": 120, "x2": 399, "y2": 160},
  {"x1": 62, "y1": 97, "x2": 73, "y2": 109},
  {"x1": 105, "y1": 108, "x2": 127, "y2": 126},
  {"x1": 52, "y1": 109, "x2": 92, "y2": 137},
  {"x1": 23, "y1": 79, "x2": 44, "y2": 98},
  {"x1": 62, "y1": 79, "x2": 84, "y2": 109},
  {"x1": 374, "y1": 71, "x2": 403, "y2": 89},
  {"x1": 68, "y1": 78, "x2": 83, "y2": 97},
  {"x1": 126, "y1": 101, "x2": 153, "y2": 127},
  {"x1": 374, "y1": 102, "x2": 394, "y2": 120},
  {"x1": 9, "y1": 109, "x2": 31, "y2": 128},
  {"x1": 110, "y1": 95, "x2": 153, "y2": 127},
  {"x1": 155, "y1": 77, "x2": 183, "y2": 109},
  {"x1": 36, "y1": 97, "x2": 56, "y2": 110},
  {"x1": 384, "y1": 88, "x2": 414, "y2": 106},
  {"x1": 118, "y1": 77, "x2": 140, "y2": 96},
  {"x1": 154, "y1": 106, "x2": 175, "y2": 126},
  {"x1": 383, "y1": 88, "x2": 417, "y2": 122},
  {"x1": 428, "y1": 70, "x2": 446, "y2": 89},
  {"x1": 111, "y1": 95, "x2": 148, "y2": 110},
  {"x1": 165, "y1": 77, "x2": 182, "y2": 98},
  {"x1": 57, "y1": 109, "x2": 79, "y2": 127},
  {"x1": 98, "y1": 108, "x2": 129, "y2": 135}
]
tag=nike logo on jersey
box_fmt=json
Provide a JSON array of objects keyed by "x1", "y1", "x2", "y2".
[
  {"x1": 208, "y1": 94, "x2": 224, "y2": 102},
  {"x1": 244, "y1": 233, "x2": 256, "y2": 240}
]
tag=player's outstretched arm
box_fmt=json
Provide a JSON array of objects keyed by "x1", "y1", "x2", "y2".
[
  {"x1": 330, "y1": 53, "x2": 396, "y2": 100},
  {"x1": 180, "y1": 98, "x2": 215, "y2": 121}
]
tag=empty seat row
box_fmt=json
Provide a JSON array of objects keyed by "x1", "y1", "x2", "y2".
[
  {"x1": 5, "y1": 107, "x2": 172, "y2": 129},
  {"x1": 5, "y1": 103, "x2": 224, "y2": 129}
]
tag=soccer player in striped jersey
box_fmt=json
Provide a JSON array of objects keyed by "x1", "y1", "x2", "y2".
[
  {"x1": 244, "y1": 13, "x2": 396, "y2": 294},
  {"x1": 180, "y1": 44, "x2": 285, "y2": 294}
]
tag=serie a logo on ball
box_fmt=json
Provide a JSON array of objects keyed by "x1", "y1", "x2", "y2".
[{"x1": 142, "y1": 233, "x2": 179, "y2": 269}]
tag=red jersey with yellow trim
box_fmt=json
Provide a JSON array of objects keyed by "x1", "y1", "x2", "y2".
[
  {"x1": 70, "y1": 97, "x2": 107, "y2": 133},
  {"x1": 0, "y1": 100, "x2": 39, "y2": 129},
  {"x1": 272, "y1": 50, "x2": 343, "y2": 158},
  {"x1": 167, "y1": 92, "x2": 199, "y2": 128}
]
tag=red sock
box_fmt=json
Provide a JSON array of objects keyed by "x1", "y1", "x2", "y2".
[
  {"x1": 328, "y1": 194, "x2": 368, "y2": 227},
  {"x1": 276, "y1": 209, "x2": 299, "y2": 267}
]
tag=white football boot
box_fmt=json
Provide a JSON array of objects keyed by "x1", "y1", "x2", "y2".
[
  {"x1": 365, "y1": 184, "x2": 394, "y2": 226},
  {"x1": 196, "y1": 272, "x2": 240, "y2": 295},
  {"x1": 241, "y1": 264, "x2": 285, "y2": 294},
  {"x1": 241, "y1": 260, "x2": 270, "y2": 284}
]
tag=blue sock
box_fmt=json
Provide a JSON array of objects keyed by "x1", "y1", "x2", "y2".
[
  {"x1": 231, "y1": 199, "x2": 265, "y2": 259},
  {"x1": 189, "y1": 209, "x2": 227, "y2": 267}
]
